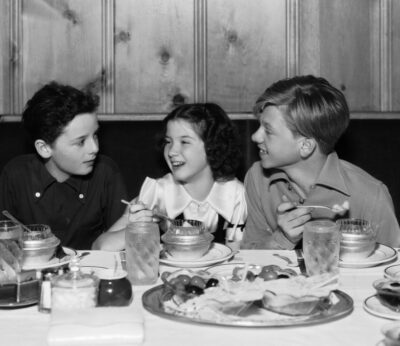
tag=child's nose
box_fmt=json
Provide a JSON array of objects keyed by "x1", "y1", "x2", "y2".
[
  {"x1": 89, "y1": 137, "x2": 99, "y2": 154},
  {"x1": 251, "y1": 127, "x2": 262, "y2": 143}
]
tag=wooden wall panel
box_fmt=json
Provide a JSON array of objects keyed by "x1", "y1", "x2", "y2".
[
  {"x1": 392, "y1": 0, "x2": 400, "y2": 110},
  {"x1": 300, "y1": 0, "x2": 377, "y2": 111},
  {"x1": 207, "y1": 0, "x2": 287, "y2": 112},
  {"x1": 114, "y1": 0, "x2": 195, "y2": 113},
  {"x1": 21, "y1": 0, "x2": 103, "y2": 112},
  {"x1": 0, "y1": 1, "x2": 11, "y2": 114}
]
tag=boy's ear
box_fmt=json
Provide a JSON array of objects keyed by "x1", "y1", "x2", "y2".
[
  {"x1": 34, "y1": 139, "x2": 52, "y2": 159},
  {"x1": 299, "y1": 137, "x2": 316, "y2": 158}
]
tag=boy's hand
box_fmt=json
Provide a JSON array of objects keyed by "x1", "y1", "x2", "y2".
[
  {"x1": 276, "y1": 195, "x2": 312, "y2": 243},
  {"x1": 128, "y1": 201, "x2": 154, "y2": 223}
]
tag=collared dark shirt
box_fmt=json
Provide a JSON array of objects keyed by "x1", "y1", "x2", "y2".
[
  {"x1": 0, "y1": 154, "x2": 128, "y2": 250},
  {"x1": 242, "y1": 152, "x2": 400, "y2": 249}
]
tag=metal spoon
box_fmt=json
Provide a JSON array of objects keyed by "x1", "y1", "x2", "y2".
[
  {"x1": 2, "y1": 210, "x2": 33, "y2": 233},
  {"x1": 273, "y1": 253, "x2": 298, "y2": 267}
]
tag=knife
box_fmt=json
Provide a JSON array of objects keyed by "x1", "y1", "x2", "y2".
[{"x1": 295, "y1": 249, "x2": 307, "y2": 276}]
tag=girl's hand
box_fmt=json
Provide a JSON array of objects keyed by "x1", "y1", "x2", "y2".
[
  {"x1": 276, "y1": 195, "x2": 312, "y2": 243},
  {"x1": 128, "y1": 202, "x2": 154, "y2": 223}
]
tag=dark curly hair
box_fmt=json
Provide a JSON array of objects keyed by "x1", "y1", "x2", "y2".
[
  {"x1": 22, "y1": 81, "x2": 99, "y2": 145},
  {"x1": 161, "y1": 103, "x2": 241, "y2": 181}
]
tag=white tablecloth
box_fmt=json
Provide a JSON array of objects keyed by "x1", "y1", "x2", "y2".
[{"x1": 0, "y1": 249, "x2": 396, "y2": 346}]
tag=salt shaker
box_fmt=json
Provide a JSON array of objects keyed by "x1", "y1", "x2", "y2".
[{"x1": 51, "y1": 257, "x2": 99, "y2": 310}]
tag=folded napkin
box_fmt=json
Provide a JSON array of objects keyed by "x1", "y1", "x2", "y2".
[{"x1": 47, "y1": 307, "x2": 144, "y2": 345}]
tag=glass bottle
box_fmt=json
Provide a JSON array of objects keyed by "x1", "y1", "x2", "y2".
[{"x1": 51, "y1": 257, "x2": 99, "y2": 310}]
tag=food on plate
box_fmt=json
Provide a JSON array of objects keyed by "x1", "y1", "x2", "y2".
[
  {"x1": 261, "y1": 274, "x2": 338, "y2": 316},
  {"x1": 160, "y1": 266, "x2": 337, "y2": 322},
  {"x1": 374, "y1": 279, "x2": 400, "y2": 311}
]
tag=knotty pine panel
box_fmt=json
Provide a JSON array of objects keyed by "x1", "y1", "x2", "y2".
[
  {"x1": 207, "y1": 0, "x2": 287, "y2": 112},
  {"x1": 114, "y1": 0, "x2": 195, "y2": 113},
  {"x1": 21, "y1": 0, "x2": 103, "y2": 111},
  {"x1": 300, "y1": 0, "x2": 378, "y2": 111},
  {"x1": 392, "y1": 0, "x2": 400, "y2": 110},
  {"x1": 0, "y1": 0, "x2": 11, "y2": 114}
]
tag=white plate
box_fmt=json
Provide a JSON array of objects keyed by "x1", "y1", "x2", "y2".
[
  {"x1": 339, "y1": 244, "x2": 397, "y2": 268},
  {"x1": 22, "y1": 247, "x2": 77, "y2": 270},
  {"x1": 159, "y1": 243, "x2": 233, "y2": 268},
  {"x1": 363, "y1": 295, "x2": 400, "y2": 320},
  {"x1": 384, "y1": 264, "x2": 400, "y2": 280}
]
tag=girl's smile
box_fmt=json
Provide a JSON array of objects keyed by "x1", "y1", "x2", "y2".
[{"x1": 163, "y1": 119, "x2": 213, "y2": 197}]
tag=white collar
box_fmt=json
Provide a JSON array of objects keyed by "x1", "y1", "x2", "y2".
[{"x1": 163, "y1": 174, "x2": 240, "y2": 221}]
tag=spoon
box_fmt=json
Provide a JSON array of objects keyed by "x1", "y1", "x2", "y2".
[
  {"x1": 273, "y1": 253, "x2": 298, "y2": 267},
  {"x1": 296, "y1": 201, "x2": 349, "y2": 214},
  {"x1": 2, "y1": 210, "x2": 33, "y2": 233},
  {"x1": 120, "y1": 200, "x2": 174, "y2": 222}
]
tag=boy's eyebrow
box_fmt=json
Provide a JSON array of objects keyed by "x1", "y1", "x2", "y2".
[{"x1": 260, "y1": 119, "x2": 272, "y2": 129}]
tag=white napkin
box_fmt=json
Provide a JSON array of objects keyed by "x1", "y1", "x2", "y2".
[{"x1": 47, "y1": 307, "x2": 144, "y2": 345}]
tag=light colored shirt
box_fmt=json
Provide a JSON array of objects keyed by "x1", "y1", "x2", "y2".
[
  {"x1": 242, "y1": 152, "x2": 400, "y2": 249},
  {"x1": 138, "y1": 173, "x2": 247, "y2": 240}
]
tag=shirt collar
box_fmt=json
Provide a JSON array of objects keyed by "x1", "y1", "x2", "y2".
[
  {"x1": 164, "y1": 175, "x2": 239, "y2": 220},
  {"x1": 268, "y1": 152, "x2": 350, "y2": 196},
  {"x1": 30, "y1": 155, "x2": 89, "y2": 203}
]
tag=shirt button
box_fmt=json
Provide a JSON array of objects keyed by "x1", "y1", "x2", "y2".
[
  {"x1": 35, "y1": 192, "x2": 41, "y2": 198},
  {"x1": 79, "y1": 194, "x2": 84, "y2": 199}
]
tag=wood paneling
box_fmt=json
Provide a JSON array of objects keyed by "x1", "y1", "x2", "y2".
[
  {"x1": 114, "y1": 0, "x2": 195, "y2": 113},
  {"x1": 0, "y1": 0, "x2": 12, "y2": 114},
  {"x1": 300, "y1": 0, "x2": 377, "y2": 111},
  {"x1": 392, "y1": 0, "x2": 400, "y2": 110},
  {"x1": 21, "y1": 0, "x2": 103, "y2": 112},
  {"x1": 0, "y1": 0, "x2": 400, "y2": 117},
  {"x1": 207, "y1": 0, "x2": 287, "y2": 112}
]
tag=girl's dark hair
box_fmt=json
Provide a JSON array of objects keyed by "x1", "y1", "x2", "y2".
[
  {"x1": 161, "y1": 103, "x2": 241, "y2": 181},
  {"x1": 22, "y1": 81, "x2": 99, "y2": 145}
]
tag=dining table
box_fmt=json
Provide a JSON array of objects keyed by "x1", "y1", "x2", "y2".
[{"x1": 0, "y1": 248, "x2": 398, "y2": 346}]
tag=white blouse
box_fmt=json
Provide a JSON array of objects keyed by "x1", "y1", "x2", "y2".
[{"x1": 138, "y1": 173, "x2": 247, "y2": 239}]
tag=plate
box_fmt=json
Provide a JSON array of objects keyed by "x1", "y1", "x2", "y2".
[
  {"x1": 142, "y1": 286, "x2": 353, "y2": 327},
  {"x1": 159, "y1": 243, "x2": 234, "y2": 268},
  {"x1": 363, "y1": 295, "x2": 400, "y2": 320},
  {"x1": 0, "y1": 297, "x2": 38, "y2": 309},
  {"x1": 22, "y1": 247, "x2": 77, "y2": 270},
  {"x1": 339, "y1": 244, "x2": 397, "y2": 268},
  {"x1": 384, "y1": 264, "x2": 400, "y2": 280},
  {"x1": 0, "y1": 280, "x2": 39, "y2": 309}
]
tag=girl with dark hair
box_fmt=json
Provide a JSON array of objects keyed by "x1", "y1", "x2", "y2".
[{"x1": 93, "y1": 103, "x2": 247, "y2": 251}]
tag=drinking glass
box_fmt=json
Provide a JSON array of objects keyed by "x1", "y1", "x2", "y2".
[
  {"x1": 303, "y1": 220, "x2": 340, "y2": 276},
  {"x1": 0, "y1": 220, "x2": 23, "y2": 283},
  {"x1": 125, "y1": 221, "x2": 160, "y2": 285}
]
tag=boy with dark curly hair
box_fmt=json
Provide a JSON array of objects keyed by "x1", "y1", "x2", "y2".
[
  {"x1": 93, "y1": 103, "x2": 247, "y2": 250},
  {"x1": 0, "y1": 82, "x2": 127, "y2": 250},
  {"x1": 242, "y1": 75, "x2": 400, "y2": 249}
]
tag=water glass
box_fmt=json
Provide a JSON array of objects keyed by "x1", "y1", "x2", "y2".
[
  {"x1": 125, "y1": 221, "x2": 160, "y2": 285},
  {"x1": 0, "y1": 220, "x2": 23, "y2": 283},
  {"x1": 303, "y1": 220, "x2": 340, "y2": 276}
]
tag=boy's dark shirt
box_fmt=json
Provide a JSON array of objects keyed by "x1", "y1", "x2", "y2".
[{"x1": 0, "y1": 154, "x2": 128, "y2": 250}]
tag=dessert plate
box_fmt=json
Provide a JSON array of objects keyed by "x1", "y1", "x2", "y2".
[
  {"x1": 22, "y1": 247, "x2": 77, "y2": 270},
  {"x1": 384, "y1": 264, "x2": 400, "y2": 280},
  {"x1": 339, "y1": 244, "x2": 397, "y2": 268},
  {"x1": 160, "y1": 243, "x2": 233, "y2": 268},
  {"x1": 363, "y1": 295, "x2": 400, "y2": 320},
  {"x1": 142, "y1": 286, "x2": 353, "y2": 327}
]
